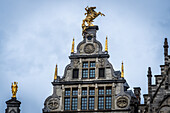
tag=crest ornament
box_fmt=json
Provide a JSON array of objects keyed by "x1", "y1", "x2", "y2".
[
  {"x1": 116, "y1": 97, "x2": 128, "y2": 108},
  {"x1": 47, "y1": 98, "x2": 59, "y2": 110},
  {"x1": 84, "y1": 44, "x2": 95, "y2": 54}
]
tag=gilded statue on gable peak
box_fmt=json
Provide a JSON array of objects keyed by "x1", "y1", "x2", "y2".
[{"x1": 82, "y1": 6, "x2": 105, "y2": 34}]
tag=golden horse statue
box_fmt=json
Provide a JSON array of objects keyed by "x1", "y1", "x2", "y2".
[
  {"x1": 82, "y1": 6, "x2": 105, "y2": 34},
  {"x1": 11, "y1": 82, "x2": 18, "y2": 98}
]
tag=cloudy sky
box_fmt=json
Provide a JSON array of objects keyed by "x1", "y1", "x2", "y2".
[{"x1": 0, "y1": 0, "x2": 170, "y2": 113}]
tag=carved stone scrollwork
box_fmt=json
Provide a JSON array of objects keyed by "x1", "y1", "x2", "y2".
[
  {"x1": 47, "y1": 98, "x2": 59, "y2": 110},
  {"x1": 116, "y1": 96, "x2": 128, "y2": 108},
  {"x1": 84, "y1": 44, "x2": 95, "y2": 54}
]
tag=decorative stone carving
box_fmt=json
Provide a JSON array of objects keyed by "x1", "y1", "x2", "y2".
[
  {"x1": 84, "y1": 44, "x2": 95, "y2": 54},
  {"x1": 73, "y1": 60, "x2": 80, "y2": 68},
  {"x1": 47, "y1": 98, "x2": 59, "y2": 110},
  {"x1": 116, "y1": 96, "x2": 128, "y2": 108}
]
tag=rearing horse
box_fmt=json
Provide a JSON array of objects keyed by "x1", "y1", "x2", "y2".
[{"x1": 82, "y1": 6, "x2": 105, "y2": 33}]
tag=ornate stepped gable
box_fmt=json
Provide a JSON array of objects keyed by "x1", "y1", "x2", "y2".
[{"x1": 43, "y1": 7, "x2": 138, "y2": 113}]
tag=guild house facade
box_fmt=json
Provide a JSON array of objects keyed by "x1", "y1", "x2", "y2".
[{"x1": 4, "y1": 7, "x2": 170, "y2": 113}]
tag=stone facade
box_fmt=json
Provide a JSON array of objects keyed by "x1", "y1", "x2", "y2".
[
  {"x1": 138, "y1": 38, "x2": 170, "y2": 113},
  {"x1": 42, "y1": 26, "x2": 138, "y2": 113}
]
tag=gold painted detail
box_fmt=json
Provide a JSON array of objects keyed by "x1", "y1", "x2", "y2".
[
  {"x1": 82, "y1": 6, "x2": 105, "y2": 34},
  {"x1": 11, "y1": 82, "x2": 18, "y2": 98},
  {"x1": 105, "y1": 36, "x2": 108, "y2": 52},
  {"x1": 71, "y1": 38, "x2": 75, "y2": 53},
  {"x1": 54, "y1": 64, "x2": 58, "y2": 80},
  {"x1": 121, "y1": 61, "x2": 124, "y2": 78}
]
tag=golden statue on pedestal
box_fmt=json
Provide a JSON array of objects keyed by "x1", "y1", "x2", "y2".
[
  {"x1": 11, "y1": 82, "x2": 18, "y2": 98},
  {"x1": 82, "y1": 6, "x2": 105, "y2": 34}
]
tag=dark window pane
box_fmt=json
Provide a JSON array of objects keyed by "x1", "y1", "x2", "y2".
[
  {"x1": 89, "y1": 97, "x2": 95, "y2": 110},
  {"x1": 89, "y1": 69, "x2": 95, "y2": 78},
  {"x1": 98, "y1": 87, "x2": 104, "y2": 95},
  {"x1": 90, "y1": 62, "x2": 95, "y2": 67},
  {"x1": 65, "y1": 88, "x2": 70, "y2": 96},
  {"x1": 72, "y1": 88, "x2": 78, "y2": 96},
  {"x1": 99, "y1": 68, "x2": 105, "y2": 77},
  {"x1": 72, "y1": 97, "x2": 77, "y2": 110},
  {"x1": 83, "y1": 62, "x2": 88, "y2": 68},
  {"x1": 82, "y1": 88, "x2": 87, "y2": 95},
  {"x1": 81, "y1": 97, "x2": 87, "y2": 110},
  {"x1": 82, "y1": 69, "x2": 88, "y2": 78},
  {"x1": 73, "y1": 69, "x2": 79, "y2": 78},
  {"x1": 89, "y1": 87, "x2": 95, "y2": 95},
  {"x1": 106, "y1": 87, "x2": 112, "y2": 95},
  {"x1": 98, "y1": 96, "x2": 104, "y2": 110},
  {"x1": 105, "y1": 96, "x2": 112, "y2": 109},
  {"x1": 64, "y1": 97, "x2": 70, "y2": 110}
]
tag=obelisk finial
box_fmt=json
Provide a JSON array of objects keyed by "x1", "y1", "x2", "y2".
[
  {"x1": 105, "y1": 36, "x2": 108, "y2": 52},
  {"x1": 71, "y1": 38, "x2": 75, "y2": 54},
  {"x1": 121, "y1": 61, "x2": 124, "y2": 78},
  {"x1": 54, "y1": 64, "x2": 58, "y2": 80},
  {"x1": 11, "y1": 82, "x2": 18, "y2": 98}
]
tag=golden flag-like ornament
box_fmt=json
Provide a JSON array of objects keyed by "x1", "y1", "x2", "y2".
[
  {"x1": 121, "y1": 62, "x2": 124, "y2": 78},
  {"x1": 54, "y1": 64, "x2": 58, "y2": 80}
]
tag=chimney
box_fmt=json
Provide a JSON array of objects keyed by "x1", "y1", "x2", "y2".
[{"x1": 134, "y1": 87, "x2": 141, "y2": 104}]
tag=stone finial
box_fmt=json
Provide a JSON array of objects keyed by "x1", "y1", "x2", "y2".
[
  {"x1": 147, "y1": 67, "x2": 152, "y2": 77},
  {"x1": 147, "y1": 67, "x2": 152, "y2": 86},
  {"x1": 164, "y1": 38, "x2": 169, "y2": 57}
]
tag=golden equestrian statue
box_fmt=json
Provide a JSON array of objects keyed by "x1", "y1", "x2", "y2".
[
  {"x1": 82, "y1": 6, "x2": 105, "y2": 34},
  {"x1": 11, "y1": 82, "x2": 18, "y2": 98}
]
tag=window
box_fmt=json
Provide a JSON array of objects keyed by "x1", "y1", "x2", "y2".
[
  {"x1": 106, "y1": 87, "x2": 112, "y2": 95},
  {"x1": 98, "y1": 87, "x2": 104, "y2": 95},
  {"x1": 81, "y1": 97, "x2": 87, "y2": 110},
  {"x1": 72, "y1": 97, "x2": 77, "y2": 110},
  {"x1": 105, "y1": 96, "x2": 112, "y2": 109},
  {"x1": 98, "y1": 97, "x2": 104, "y2": 110},
  {"x1": 72, "y1": 88, "x2": 78, "y2": 96},
  {"x1": 83, "y1": 62, "x2": 88, "y2": 68},
  {"x1": 82, "y1": 61, "x2": 96, "y2": 79},
  {"x1": 99, "y1": 68, "x2": 105, "y2": 77},
  {"x1": 82, "y1": 88, "x2": 87, "y2": 95},
  {"x1": 73, "y1": 69, "x2": 79, "y2": 78},
  {"x1": 64, "y1": 97, "x2": 70, "y2": 110},
  {"x1": 89, "y1": 87, "x2": 95, "y2": 95},
  {"x1": 82, "y1": 69, "x2": 88, "y2": 78},
  {"x1": 90, "y1": 62, "x2": 95, "y2": 67},
  {"x1": 65, "y1": 88, "x2": 70, "y2": 96},
  {"x1": 89, "y1": 69, "x2": 95, "y2": 78},
  {"x1": 89, "y1": 97, "x2": 95, "y2": 110}
]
